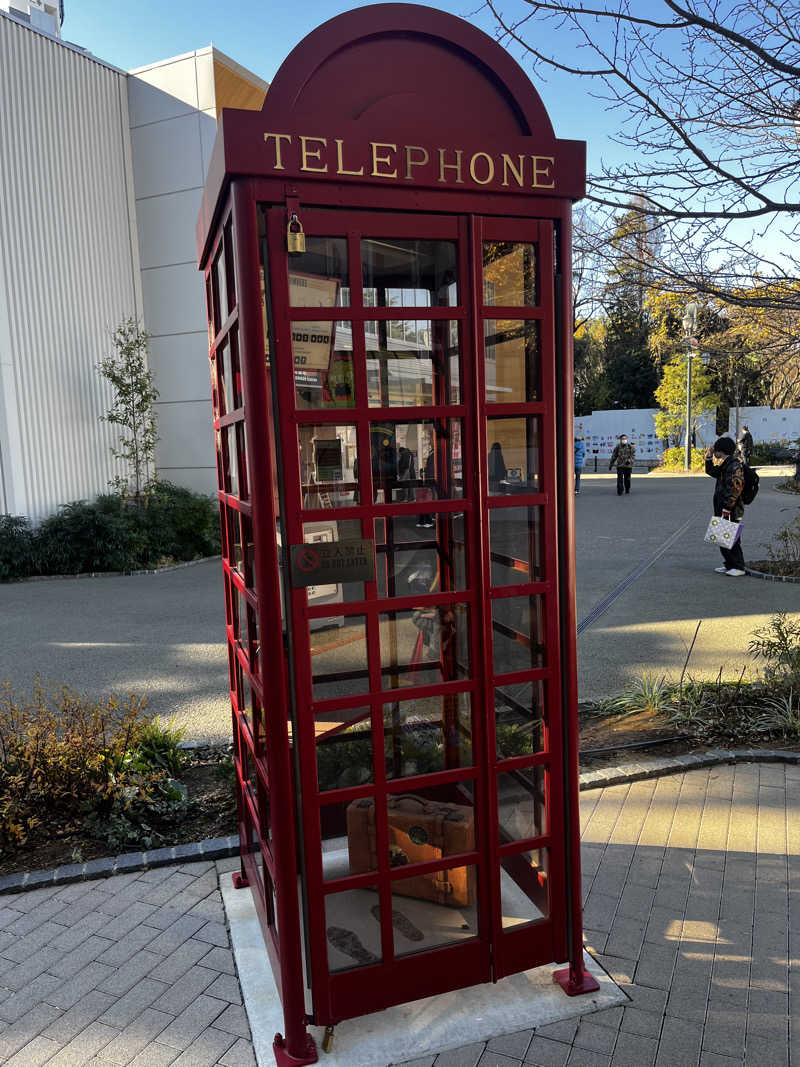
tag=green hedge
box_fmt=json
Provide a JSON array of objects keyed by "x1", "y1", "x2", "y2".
[{"x1": 0, "y1": 483, "x2": 220, "y2": 581}]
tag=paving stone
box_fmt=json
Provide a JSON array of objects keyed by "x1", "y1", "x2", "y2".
[
  {"x1": 477, "y1": 1052, "x2": 522, "y2": 1067},
  {"x1": 620, "y1": 1007, "x2": 661, "y2": 1038},
  {"x1": 151, "y1": 965, "x2": 218, "y2": 1014},
  {"x1": 0, "y1": 972, "x2": 61, "y2": 1023},
  {"x1": 199, "y1": 946, "x2": 236, "y2": 976},
  {"x1": 148, "y1": 938, "x2": 214, "y2": 983},
  {"x1": 99, "y1": 977, "x2": 169, "y2": 1028},
  {"x1": 98, "y1": 901, "x2": 159, "y2": 940},
  {"x1": 177, "y1": 861, "x2": 216, "y2": 877},
  {"x1": 98, "y1": 925, "x2": 163, "y2": 967},
  {"x1": 565, "y1": 1048, "x2": 611, "y2": 1067},
  {"x1": 3, "y1": 1035, "x2": 62, "y2": 1066},
  {"x1": 2, "y1": 920, "x2": 70, "y2": 963},
  {"x1": 145, "y1": 915, "x2": 208, "y2": 956},
  {"x1": 100, "y1": 1007, "x2": 174, "y2": 1065},
  {"x1": 128, "y1": 1043, "x2": 178, "y2": 1066},
  {"x1": 434, "y1": 1042, "x2": 485, "y2": 1067},
  {"x1": 46, "y1": 960, "x2": 117, "y2": 1009},
  {"x1": 394, "y1": 1058, "x2": 436, "y2": 1067},
  {"x1": 204, "y1": 972, "x2": 242, "y2": 1005},
  {"x1": 99, "y1": 950, "x2": 163, "y2": 996},
  {"x1": 169, "y1": 1026, "x2": 236, "y2": 1066},
  {"x1": 486, "y1": 1029, "x2": 533, "y2": 1059},
  {"x1": 194, "y1": 921, "x2": 230, "y2": 947},
  {"x1": 655, "y1": 1016, "x2": 702, "y2": 1067},
  {"x1": 524, "y1": 1033, "x2": 571, "y2": 1066},
  {"x1": 0, "y1": 1003, "x2": 63, "y2": 1062},
  {"x1": 45, "y1": 1022, "x2": 121, "y2": 1066},
  {"x1": 610, "y1": 1030, "x2": 657, "y2": 1067},
  {"x1": 212, "y1": 1003, "x2": 251, "y2": 1040},
  {"x1": 574, "y1": 1020, "x2": 617, "y2": 1055},
  {"x1": 49, "y1": 934, "x2": 116, "y2": 978},
  {"x1": 218, "y1": 1038, "x2": 257, "y2": 1067},
  {"x1": 155, "y1": 994, "x2": 227, "y2": 1050},
  {"x1": 41, "y1": 989, "x2": 117, "y2": 1044},
  {"x1": 534, "y1": 1017, "x2": 579, "y2": 1044},
  {"x1": 588, "y1": 1007, "x2": 623, "y2": 1030}
]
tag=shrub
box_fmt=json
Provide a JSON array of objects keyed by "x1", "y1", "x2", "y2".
[
  {"x1": 141, "y1": 482, "x2": 220, "y2": 563},
  {"x1": 763, "y1": 517, "x2": 800, "y2": 574},
  {"x1": 659, "y1": 447, "x2": 706, "y2": 472},
  {"x1": 0, "y1": 515, "x2": 36, "y2": 580},
  {"x1": 133, "y1": 716, "x2": 185, "y2": 777},
  {"x1": 749, "y1": 613, "x2": 800, "y2": 689},
  {"x1": 0, "y1": 682, "x2": 185, "y2": 852},
  {"x1": 35, "y1": 500, "x2": 138, "y2": 574}
]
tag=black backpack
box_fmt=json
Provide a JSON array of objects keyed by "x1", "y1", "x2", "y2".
[{"x1": 742, "y1": 464, "x2": 759, "y2": 505}]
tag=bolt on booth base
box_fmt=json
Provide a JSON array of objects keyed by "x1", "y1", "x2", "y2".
[{"x1": 196, "y1": 6, "x2": 594, "y2": 1064}]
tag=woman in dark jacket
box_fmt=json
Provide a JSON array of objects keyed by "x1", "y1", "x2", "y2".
[{"x1": 705, "y1": 436, "x2": 746, "y2": 576}]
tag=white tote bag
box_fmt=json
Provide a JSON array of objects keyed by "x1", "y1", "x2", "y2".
[{"x1": 704, "y1": 514, "x2": 741, "y2": 547}]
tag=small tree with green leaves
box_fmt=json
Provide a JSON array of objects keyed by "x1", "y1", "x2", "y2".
[
  {"x1": 98, "y1": 319, "x2": 159, "y2": 507},
  {"x1": 654, "y1": 356, "x2": 717, "y2": 448}
]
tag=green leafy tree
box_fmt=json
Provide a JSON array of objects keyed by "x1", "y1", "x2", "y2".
[
  {"x1": 654, "y1": 356, "x2": 717, "y2": 447},
  {"x1": 98, "y1": 319, "x2": 159, "y2": 507}
]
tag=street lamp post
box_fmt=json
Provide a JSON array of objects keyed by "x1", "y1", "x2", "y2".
[{"x1": 682, "y1": 301, "x2": 698, "y2": 471}]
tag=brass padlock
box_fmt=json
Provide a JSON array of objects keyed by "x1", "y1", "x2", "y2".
[{"x1": 287, "y1": 214, "x2": 306, "y2": 255}]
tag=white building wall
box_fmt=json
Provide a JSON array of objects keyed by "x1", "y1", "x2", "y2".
[
  {"x1": 575, "y1": 408, "x2": 717, "y2": 462},
  {"x1": 128, "y1": 50, "x2": 218, "y2": 494},
  {"x1": 0, "y1": 13, "x2": 142, "y2": 520},
  {"x1": 728, "y1": 406, "x2": 800, "y2": 446}
]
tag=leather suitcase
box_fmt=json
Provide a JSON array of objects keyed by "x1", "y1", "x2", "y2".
[{"x1": 346, "y1": 794, "x2": 475, "y2": 907}]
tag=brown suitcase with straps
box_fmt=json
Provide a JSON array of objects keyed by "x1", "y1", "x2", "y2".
[{"x1": 346, "y1": 793, "x2": 475, "y2": 907}]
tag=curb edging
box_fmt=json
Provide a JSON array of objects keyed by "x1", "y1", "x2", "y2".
[
  {"x1": 578, "y1": 747, "x2": 800, "y2": 791},
  {"x1": 0, "y1": 834, "x2": 239, "y2": 895}
]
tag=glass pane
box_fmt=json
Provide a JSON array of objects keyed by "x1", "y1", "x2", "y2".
[
  {"x1": 366, "y1": 320, "x2": 460, "y2": 407},
  {"x1": 225, "y1": 425, "x2": 239, "y2": 497},
  {"x1": 498, "y1": 766, "x2": 547, "y2": 842},
  {"x1": 492, "y1": 595, "x2": 546, "y2": 675},
  {"x1": 230, "y1": 331, "x2": 243, "y2": 409},
  {"x1": 316, "y1": 707, "x2": 372, "y2": 792},
  {"x1": 236, "y1": 588, "x2": 248, "y2": 649},
  {"x1": 242, "y1": 514, "x2": 256, "y2": 591},
  {"x1": 483, "y1": 241, "x2": 537, "y2": 306},
  {"x1": 501, "y1": 848, "x2": 549, "y2": 928},
  {"x1": 304, "y1": 518, "x2": 366, "y2": 603},
  {"x1": 226, "y1": 508, "x2": 242, "y2": 572},
  {"x1": 298, "y1": 424, "x2": 359, "y2": 509},
  {"x1": 362, "y1": 238, "x2": 458, "y2": 307},
  {"x1": 392, "y1": 864, "x2": 478, "y2": 958},
  {"x1": 218, "y1": 340, "x2": 233, "y2": 415},
  {"x1": 375, "y1": 513, "x2": 467, "y2": 598},
  {"x1": 384, "y1": 693, "x2": 472, "y2": 780},
  {"x1": 325, "y1": 888, "x2": 381, "y2": 972},
  {"x1": 236, "y1": 423, "x2": 249, "y2": 501},
  {"x1": 311, "y1": 615, "x2": 368, "y2": 701},
  {"x1": 487, "y1": 417, "x2": 540, "y2": 494},
  {"x1": 321, "y1": 798, "x2": 378, "y2": 883},
  {"x1": 489, "y1": 506, "x2": 543, "y2": 586},
  {"x1": 292, "y1": 323, "x2": 354, "y2": 410},
  {"x1": 288, "y1": 239, "x2": 349, "y2": 306},
  {"x1": 368, "y1": 419, "x2": 463, "y2": 503},
  {"x1": 223, "y1": 221, "x2": 236, "y2": 312},
  {"x1": 214, "y1": 245, "x2": 228, "y2": 324},
  {"x1": 380, "y1": 604, "x2": 469, "y2": 688},
  {"x1": 484, "y1": 320, "x2": 540, "y2": 403},
  {"x1": 495, "y1": 681, "x2": 546, "y2": 759},
  {"x1": 386, "y1": 781, "x2": 475, "y2": 866}
]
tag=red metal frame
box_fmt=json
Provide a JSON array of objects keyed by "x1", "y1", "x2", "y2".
[{"x1": 197, "y1": 4, "x2": 590, "y2": 1057}]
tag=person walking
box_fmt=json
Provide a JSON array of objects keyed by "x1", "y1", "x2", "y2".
[
  {"x1": 738, "y1": 424, "x2": 754, "y2": 465},
  {"x1": 574, "y1": 436, "x2": 586, "y2": 494},
  {"x1": 609, "y1": 434, "x2": 636, "y2": 495},
  {"x1": 705, "y1": 436, "x2": 746, "y2": 576}
]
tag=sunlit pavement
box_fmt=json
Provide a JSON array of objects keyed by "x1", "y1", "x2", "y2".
[{"x1": 575, "y1": 470, "x2": 798, "y2": 704}]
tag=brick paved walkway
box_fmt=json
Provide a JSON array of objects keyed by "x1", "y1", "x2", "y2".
[
  {"x1": 2, "y1": 762, "x2": 797, "y2": 1066},
  {"x1": 0, "y1": 856, "x2": 254, "y2": 1066}
]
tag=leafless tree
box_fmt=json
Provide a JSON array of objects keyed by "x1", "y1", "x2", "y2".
[{"x1": 487, "y1": 1, "x2": 800, "y2": 312}]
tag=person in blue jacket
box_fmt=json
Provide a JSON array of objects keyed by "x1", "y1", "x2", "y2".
[{"x1": 574, "y1": 436, "x2": 586, "y2": 494}]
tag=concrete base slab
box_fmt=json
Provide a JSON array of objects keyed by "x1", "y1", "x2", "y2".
[{"x1": 222, "y1": 873, "x2": 626, "y2": 1067}]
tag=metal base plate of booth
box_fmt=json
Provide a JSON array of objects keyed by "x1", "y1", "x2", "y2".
[{"x1": 222, "y1": 873, "x2": 625, "y2": 1067}]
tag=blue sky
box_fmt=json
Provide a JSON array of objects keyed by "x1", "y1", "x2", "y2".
[{"x1": 61, "y1": 0, "x2": 607, "y2": 161}]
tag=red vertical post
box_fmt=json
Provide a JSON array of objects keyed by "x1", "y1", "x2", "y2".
[
  {"x1": 231, "y1": 180, "x2": 319, "y2": 1063},
  {"x1": 552, "y1": 207, "x2": 599, "y2": 997}
]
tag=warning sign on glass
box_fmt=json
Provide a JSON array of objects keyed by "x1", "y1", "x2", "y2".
[
  {"x1": 289, "y1": 272, "x2": 340, "y2": 371},
  {"x1": 290, "y1": 538, "x2": 375, "y2": 588}
]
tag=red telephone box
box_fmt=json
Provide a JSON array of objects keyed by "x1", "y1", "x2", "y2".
[{"x1": 197, "y1": 6, "x2": 592, "y2": 1064}]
